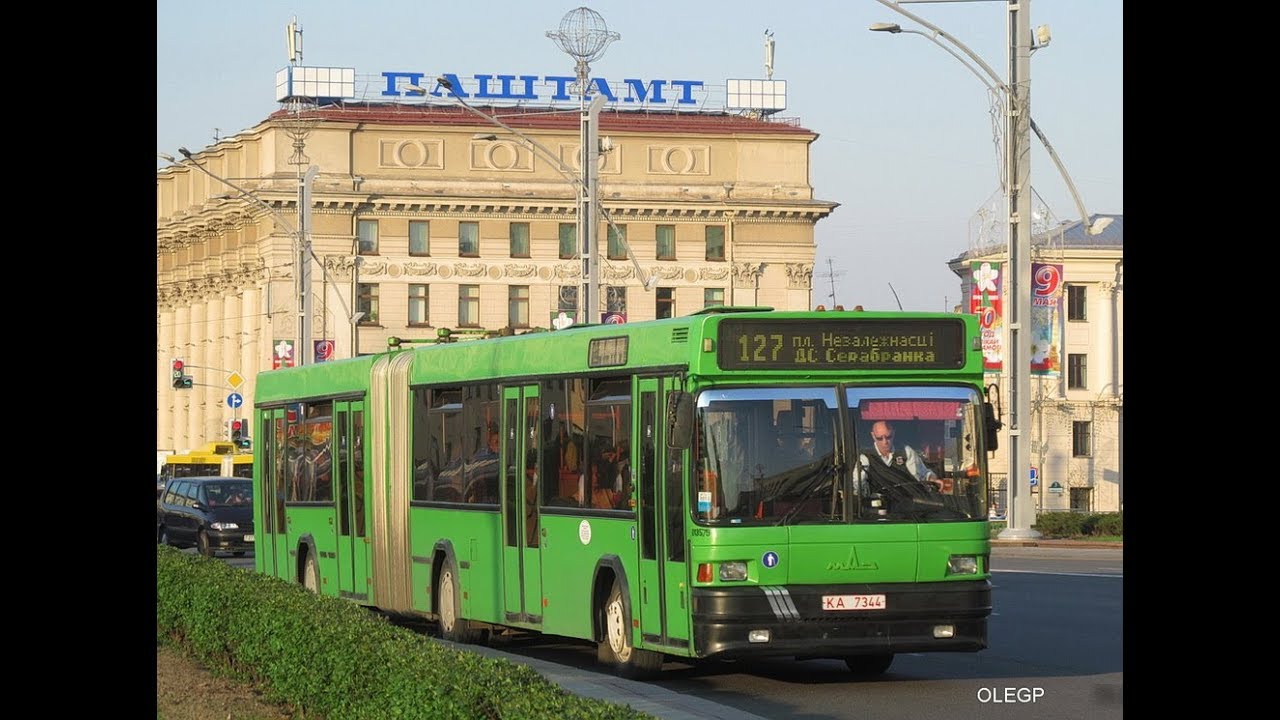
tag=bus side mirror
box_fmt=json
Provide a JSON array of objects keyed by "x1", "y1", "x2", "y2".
[
  {"x1": 983, "y1": 402, "x2": 1002, "y2": 453},
  {"x1": 667, "y1": 392, "x2": 694, "y2": 450}
]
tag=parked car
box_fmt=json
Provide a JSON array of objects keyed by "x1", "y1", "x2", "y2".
[{"x1": 157, "y1": 476, "x2": 254, "y2": 557}]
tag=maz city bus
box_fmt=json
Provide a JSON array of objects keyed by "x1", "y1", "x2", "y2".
[
  {"x1": 161, "y1": 442, "x2": 253, "y2": 481},
  {"x1": 252, "y1": 307, "x2": 998, "y2": 678}
]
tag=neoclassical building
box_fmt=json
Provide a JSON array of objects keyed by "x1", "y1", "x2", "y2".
[
  {"x1": 157, "y1": 102, "x2": 836, "y2": 455},
  {"x1": 948, "y1": 215, "x2": 1123, "y2": 513}
]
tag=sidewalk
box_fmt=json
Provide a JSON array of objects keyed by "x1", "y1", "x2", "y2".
[{"x1": 991, "y1": 537, "x2": 1122, "y2": 550}]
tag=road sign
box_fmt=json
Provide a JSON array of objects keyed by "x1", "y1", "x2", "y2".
[
  {"x1": 227, "y1": 393, "x2": 244, "y2": 409},
  {"x1": 226, "y1": 371, "x2": 244, "y2": 390},
  {"x1": 1029, "y1": 466, "x2": 1039, "y2": 487}
]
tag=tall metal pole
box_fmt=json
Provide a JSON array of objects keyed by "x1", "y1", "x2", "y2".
[
  {"x1": 580, "y1": 94, "x2": 605, "y2": 323},
  {"x1": 298, "y1": 165, "x2": 319, "y2": 366},
  {"x1": 1002, "y1": 0, "x2": 1038, "y2": 538}
]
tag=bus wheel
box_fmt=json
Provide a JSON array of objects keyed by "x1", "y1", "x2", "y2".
[
  {"x1": 197, "y1": 530, "x2": 214, "y2": 557},
  {"x1": 598, "y1": 580, "x2": 662, "y2": 679},
  {"x1": 302, "y1": 552, "x2": 320, "y2": 594},
  {"x1": 845, "y1": 654, "x2": 894, "y2": 675},
  {"x1": 437, "y1": 558, "x2": 480, "y2": 644}
]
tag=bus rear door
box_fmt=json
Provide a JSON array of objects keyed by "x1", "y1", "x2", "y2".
[{"x1": 501, "y1": 385, "x2": 543, "y2": 624}]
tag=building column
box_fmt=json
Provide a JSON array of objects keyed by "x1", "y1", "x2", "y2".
[
  {"x1": 188, "y1": 299, "x2": 206, "y2": 447},
  {"x1": 170, "y1": 303, "x2": 190, "y2": 452},
  {"x1": 240, "y1": 281, "x2": 262, "y2": 418},
  {"x1": 157, "y1": 306, "x2": 175, "y2": 454},
  {"x1": 222, "y1": 285, "x2": 242, "y2": 431}
]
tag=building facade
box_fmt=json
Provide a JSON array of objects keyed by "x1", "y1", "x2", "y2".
[
  {"x1": 157, "y1": 103, "x2": 836, "y2": 454},
  {"x1": 948, "y1": 215, "x2": 1123, "y2": 514}
]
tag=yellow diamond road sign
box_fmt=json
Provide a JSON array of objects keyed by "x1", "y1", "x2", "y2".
[{"x1": 227, "y1": 371, "x2": 245, "y2": 390}]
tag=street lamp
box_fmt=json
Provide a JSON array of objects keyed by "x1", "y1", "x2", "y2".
[
  {"x1": 870, "y1": 0, "x2": 1040, "y2": 539},
  {"x1": 867, "y1": 21, "x2": 1110, "y2": 238}
]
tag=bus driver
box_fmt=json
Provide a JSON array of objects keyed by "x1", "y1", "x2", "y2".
[{"x1": 858, "y1": 420, "x2": 942, "y2": 491}]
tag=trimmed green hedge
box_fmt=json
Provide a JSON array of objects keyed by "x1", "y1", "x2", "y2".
[
  {"x1": 157, "y1": 547, "x2": 655, "y2": 720},
  {"x1": 1031, "y1": 511, "x2": 1123, "y2": 538},
  {"x1": 988, "y1": 513, "x2": 1123, "y2": 539}
]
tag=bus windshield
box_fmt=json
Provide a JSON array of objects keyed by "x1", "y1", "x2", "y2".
[{"x1": 694, "y1": 385, "x2": 988, "y2": 525}]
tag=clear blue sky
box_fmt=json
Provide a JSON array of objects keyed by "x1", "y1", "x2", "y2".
[{"x1": 157, "y1": 0, "x2": 1122, "y2": 313}]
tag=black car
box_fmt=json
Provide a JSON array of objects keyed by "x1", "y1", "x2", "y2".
[{"x1": 157, "y1": 476, "x2": 254, "y2": 557}]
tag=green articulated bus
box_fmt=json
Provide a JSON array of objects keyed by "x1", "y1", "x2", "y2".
[{"x1": 252, "y1": 307, "x2": 999, "y2": 678}]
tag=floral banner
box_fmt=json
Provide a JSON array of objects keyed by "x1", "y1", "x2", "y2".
[{"x1": 970, "y1": 261, "x2": 1003, "y2": 373}]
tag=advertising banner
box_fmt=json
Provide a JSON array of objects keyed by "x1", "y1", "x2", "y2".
[
  {"x1": 1030, "y1": 263, "x2": 1064, "y2": 375},
  {"x1": 970, "y1": 261, "x2": 1003, "y2": 373},
  {"x1": 272, "y1": 339, "x2": 295, "y2": 369}
]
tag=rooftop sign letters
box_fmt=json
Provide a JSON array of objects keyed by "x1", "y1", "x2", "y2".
[{"x1": 381, "y1": 72, "x2": 708, "y2": 106}]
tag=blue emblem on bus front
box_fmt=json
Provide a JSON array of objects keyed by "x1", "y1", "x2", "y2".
[{"x1": 762, "y1": 551, "x2": 779, "y2": 568}]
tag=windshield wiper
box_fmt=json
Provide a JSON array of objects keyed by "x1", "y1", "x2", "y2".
[{"x1": 777, "y1": 460, "x2": 840, "y2": 526}]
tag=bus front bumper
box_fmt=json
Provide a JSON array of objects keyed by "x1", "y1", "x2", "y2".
[{"x1": 690, "y1": 579, "x2": 990, "y2": 660}]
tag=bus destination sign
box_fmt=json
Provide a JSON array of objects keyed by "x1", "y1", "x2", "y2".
[{"x1": 717, "y1": 319, "x2": 967, "y2": 370}]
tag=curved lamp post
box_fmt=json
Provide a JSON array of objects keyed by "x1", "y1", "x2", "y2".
[
  {"x1": 870, "y1": 0, "x2": 1042, "y2": 540},
  {"x1": 867, "y1": 22, "x2": 1111, "y2": 237}
]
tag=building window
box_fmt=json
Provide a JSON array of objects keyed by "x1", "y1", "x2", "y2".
[
  {"x1": 656, "y1": 225, "x2": 676, "y2": 260},
  {"x1": 358, "y1": 220, "x2": 379, "y2": 255},
  {"x1": 357, "y1": 283, "x2": 379, "y2": 325},
  {"x1": 509, "y1": 285, "x2": 530, "y2": 328},
  {"x1": 1069, "y1": 487, "x2": 1093, "y2": 513},
  {"x1": 1072, "y1": 421, "x2": 1092, "y2": 457},
  {"x1": 409, "y1": 221, "x2": 430, "y2": 256},
  {"x1": 458, "y1": 285, "x2": 480, "y2": 327},
  {"x1": 607, "y1": 223, "x2": 627, "y2": 260},
  {"x1": 408, "y1": 284, "x2": 429, "y2": 326},
  {"x1": 705, "y1": 225, "x2": 725, "y2": 261},
  {"x1": 509, "y1": 222, "x2": 530, "y2": 258},
  {"x1": 704, "y1": 287, "x2": 724, "y2": 308},
  {"x1": 606, "y1": 286, "x2": 627, "y2": 314},
  {"x1": 459, "y1": 221, "x2": 479, "y2": 257},
  {"x1": 559, "y1": 223, "x2": 576, "y2": 259},
  {"x1": 1067, "y1": 284, "x2": 1087, "y2": 321},
  {"x1": 656, "y1": 287, "x2": 675, "y2": 319},
  {"x1": 1068, "y1": 354, "x2": 1087, "y2": 389},
  {"x1": 558, "y1": 285, "x2": 578, "y2": 316}
]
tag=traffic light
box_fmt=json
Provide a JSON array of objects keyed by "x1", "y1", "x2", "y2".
[
  {"x1": 231, "y1": 418, "x2": 251, "y2": 449},
  {"x1": 171, "y1": 358, "x2": 192, "y2": 389}
]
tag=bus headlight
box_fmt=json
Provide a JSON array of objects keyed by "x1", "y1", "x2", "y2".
[
  {"x1": 719, "y1": 561, "x2": 748, "y2": 581},
  {"x1": 946, "y1": 555, "x2": 978, "y2": 575},
  {"x1": 210, "y1": 522, "x2": 240, "y2": 531}
]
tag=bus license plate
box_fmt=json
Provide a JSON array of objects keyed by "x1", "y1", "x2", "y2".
[
  {"x1": 823, "y1": 594, "x2": 886, "y2": 611},
  {"x1": 244, "y1": 534, "x2": 254, "y2": 542}
]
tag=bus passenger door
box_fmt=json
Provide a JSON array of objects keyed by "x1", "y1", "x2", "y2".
[
  {"x1": 501, "y1": 385, "x2": 543, "y2": 625},
  {"x1": 637, "y1": 378, "x2": 690, "y2": 649},
  {"x1": 335, "y1": 401, "x2": 370, "y2": 602},
  {"x1": 257, "y1": 409, "x2": 290, "y2": 581}
]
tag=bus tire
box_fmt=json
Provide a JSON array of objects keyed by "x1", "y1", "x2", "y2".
[
  {"x1": 598, "y1": 579, "x2": 662, "y2": 679},
  {"x1": 197, "y1": 530, "x2": 214, "y2": 557},
  {"x1": 844, "y1": 653, "x2": 894, "y2": 675},
  {"x1": 302, "y1": 552, "x2": 320, "y2": 594},
  {"x1": 437, "y1": 558, "x2": 480, "y2": 644}
]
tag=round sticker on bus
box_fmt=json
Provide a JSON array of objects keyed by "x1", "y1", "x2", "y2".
[
  {"x1": 579, "y1": 519, "x2": 592, "y2": 545},
  {"x1": 762, "y1": 551, "x2": 779, "y2": 568}
]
